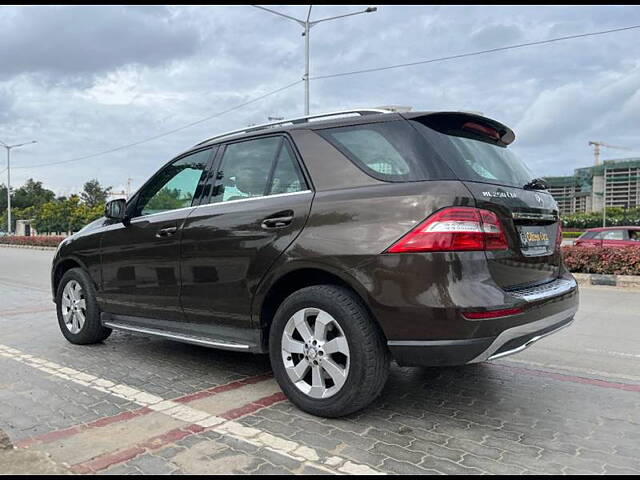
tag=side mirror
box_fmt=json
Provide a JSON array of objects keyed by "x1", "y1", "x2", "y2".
[{"x1": 105, "y1": 198, "x2": 126, "y2": 221}]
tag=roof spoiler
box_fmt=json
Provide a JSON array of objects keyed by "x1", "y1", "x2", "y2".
[{"x1": 402, "y1": 111, "x2": 515, "y2": 147}]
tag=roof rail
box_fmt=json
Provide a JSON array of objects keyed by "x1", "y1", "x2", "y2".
[{"x1": 195, "y1": 108, "x2": 390, "y2": 146}]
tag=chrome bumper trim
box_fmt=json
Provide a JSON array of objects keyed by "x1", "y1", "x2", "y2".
[
  {"x1": 468, "y1": 305, "x2": 578, "y2": 363},
  {"x1": 486, "y1": 318, "x2": 574, "y2": 361},
  {"x1": 508, "y1": 277, "x2": 577, "y2": 303}
]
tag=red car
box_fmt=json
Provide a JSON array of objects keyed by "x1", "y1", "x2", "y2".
[{"x1": 573, "y1": 226, "x2": 640, "y2": 247}]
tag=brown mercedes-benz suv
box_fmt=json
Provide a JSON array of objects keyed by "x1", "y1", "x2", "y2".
[{"x1": 52, "y1": 109, "x2": 578, "y2": 417}]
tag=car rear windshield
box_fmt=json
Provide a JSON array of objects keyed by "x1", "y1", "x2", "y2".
[{"x1": 316, "y1": 117, "x2": 536, "y2": 188}]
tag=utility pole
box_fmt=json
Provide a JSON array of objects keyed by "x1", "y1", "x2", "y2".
[
  {"x1": 253, "y1": 5, "x2": 377, "y2": 116},
  {"x1": 0, "y1": 140, "x2": 37, "y2": 234}
]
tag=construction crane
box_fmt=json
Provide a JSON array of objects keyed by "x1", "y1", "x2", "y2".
[{"x1": 588, "y1": 141, "x2": 632, "y2": 166}]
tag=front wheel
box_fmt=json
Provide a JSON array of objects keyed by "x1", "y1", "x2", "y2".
[
  {"x1": 269, "y1": 285, "x2": 390, "y2": 417},
  {"x1": 56, "y1": 268, "x2": 111, "y2": 345}
]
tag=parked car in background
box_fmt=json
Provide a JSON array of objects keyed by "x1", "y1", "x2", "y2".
[
  {"x1": 51, "y1": 108, "x2": 578, "y2": 417},
  {"x1": 573, "y1": 226, "x2": 640, "y2": 247}
]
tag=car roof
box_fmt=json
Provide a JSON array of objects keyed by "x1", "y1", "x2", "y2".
[
  {"x1": 587, "y1": 226, "x2": 640, "y2": 231},
  {"x1": 192, "y1": 109, "x2": 514, "y2": 149}
]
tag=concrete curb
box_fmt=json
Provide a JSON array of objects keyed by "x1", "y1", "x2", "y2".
[
  {"x1": 573, "y1": 273, "x2": 640, "y2": 289},
  {"x1": 0, "y1": 244, "x2": 57, "y2": 251}
]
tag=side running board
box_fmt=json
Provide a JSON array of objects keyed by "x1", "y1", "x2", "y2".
[{"x1": 102, "y1": 320, "x2": 251, "y2": 351}]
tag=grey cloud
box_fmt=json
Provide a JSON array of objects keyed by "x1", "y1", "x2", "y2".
[
  {"x1": 1, "y1": 4, "x2": 639, "y2": 194},
  {"x1": 470, "y1": 24, "x2": 523, "y2": 48},
  {"x1": 0, "y1": 5, "x2": 201, "y2": 78}
]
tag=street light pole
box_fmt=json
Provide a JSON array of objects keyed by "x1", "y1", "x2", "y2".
[
  {"x1": 304, "y1": 9, "x2": 310, "y2": 115},
  {"x1": 0, "y1": 140, "x2": 37, "y2": 234},
  {"x1": 602, "y1": 166, "x2": 607, "y2": 228},
  {"x1": 253, "y1": 5, "x2": 378, "y2": 116}
]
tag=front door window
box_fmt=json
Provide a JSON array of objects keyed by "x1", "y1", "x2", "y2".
[{"x1": 135, "y1": 149, "x2": 211, "y2": 217}]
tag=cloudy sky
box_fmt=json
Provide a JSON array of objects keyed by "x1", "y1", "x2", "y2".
[{"x1": 1, "y1": 4, "x2": 639, "y2": 196}]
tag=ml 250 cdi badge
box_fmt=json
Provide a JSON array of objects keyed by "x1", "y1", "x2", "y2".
[{"x1": 52, "y1": 109, "x2": 578, "y2": 417}]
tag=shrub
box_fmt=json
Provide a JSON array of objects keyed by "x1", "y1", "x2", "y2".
[
  {"x1": 562, "y1": 246, "x2": 640, "y2": 275},
  {"x1": 562, "y1": 207, "x2": 640, "y2": 229},
  {"x1": 562, "y1": 231, "x2": 584, "y2": 239},
  {"x1": 0, "y1": 235, "x2": 65, "y2": 248}
]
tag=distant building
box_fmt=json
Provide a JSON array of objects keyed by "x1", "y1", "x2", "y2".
[
  {"x1": 15, "y1": 219, "x2": 37, "y2": 236},
  {"x1": 544, "y1": 157, "x2": 640, "y2": 214}
]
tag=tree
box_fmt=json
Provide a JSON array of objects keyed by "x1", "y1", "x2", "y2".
[
  {"x1": 81, "y1": 179, "x2": 112, "y2": 208},
  {"x1": 0, "y1": 183, "x2": 6, "y2": 211},
  {"x1": 145, "y1": 187, "x2": 189, "y2": 212},
  {"x1": 33, "y1": 195, "x2": 104, "y2": 234},
  {"x1": 0, "y1": 206, "x2": 36, "y2": 233},
  {"x1": 12, "y1": 178, "x2": 55, "y2": 209}
]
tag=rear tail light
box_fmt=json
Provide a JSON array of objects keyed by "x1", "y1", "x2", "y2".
[{"x1": 386, "y1": 207, "x2": 508, "y2": 253}]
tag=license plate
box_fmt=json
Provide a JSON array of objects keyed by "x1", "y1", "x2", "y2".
[{"x1": 518, "y1": 226, "x2": 551, "y2": 248}]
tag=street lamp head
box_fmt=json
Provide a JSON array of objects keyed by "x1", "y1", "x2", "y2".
[{"x1": 365, "y1": 7, "x2": 377, "y2": 13}]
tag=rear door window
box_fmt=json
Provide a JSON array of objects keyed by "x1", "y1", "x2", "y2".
[
  {"x1": 267, "y1": 141, "x2": 307, "y2": 195},
  {"x1": 600, "y1": 230, "x2": 625, "y2": 240},
  {"x1": 211, "y1": 136, "x2": 308, "y2": 204},
  {"x1": 596, "y1": 230, "x2": 626, "y2": 240}
]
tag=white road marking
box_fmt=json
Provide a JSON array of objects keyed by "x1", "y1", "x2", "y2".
[
  {"x1": 496, "y1": 357, "x2": 640, "y2": 383},
  {"x1": 582, "y1": 347, "x2": 640, "y2": 359},
  {"x1": 0, "y1": 344, "x2": 382, "y2": 475}
]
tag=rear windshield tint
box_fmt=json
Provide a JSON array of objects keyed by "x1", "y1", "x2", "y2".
[
  {"x1": 317, "y1": 118, "x2": 536, "y2": 188},
  {"x1": 316, "y1": 121, "x2": 453, "y2": 182},
  {"x1": 410, "y1": 119, "x2": 535, "y2": 188}
]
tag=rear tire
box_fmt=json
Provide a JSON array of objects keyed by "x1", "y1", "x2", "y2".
[
  {"x1": 269, "y1": 285, "x2": 390, "y2": 417},
  {"x1": 56, "y1": 268, "x2": 111, "y2": 345}
]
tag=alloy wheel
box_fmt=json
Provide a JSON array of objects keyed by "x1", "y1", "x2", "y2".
[
  {"x1": 281, "y1": 308, "x2": 350, "y2": 399},
  {"x1": 61, "y1": 280, "x2": 87, "y2": 334}
]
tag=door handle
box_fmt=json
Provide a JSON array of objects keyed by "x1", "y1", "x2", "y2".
[
  {"x1": 261, "y1": 210, "x2": 294, "y2": 229},
  {"x1": 156, "y1": 226, "x2": 178, "y2": 238}
]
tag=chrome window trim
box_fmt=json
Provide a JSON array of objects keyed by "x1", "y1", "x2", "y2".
[{"x1": 129, "y1": 190, "x2": 313, "y2": 222}]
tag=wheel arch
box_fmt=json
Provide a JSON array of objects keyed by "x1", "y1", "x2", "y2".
[
  {"x1": 256, "y1": 265, "x2": 385, "y2": 350},
  {"x1": 52, "y1": 257, "x2": 88, "y2": 296}
]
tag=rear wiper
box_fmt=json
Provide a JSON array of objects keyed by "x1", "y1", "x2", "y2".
[{"x1": 523, "y1": 178, "x2": 548, "y2": 190}]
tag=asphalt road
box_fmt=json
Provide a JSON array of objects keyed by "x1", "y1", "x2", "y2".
[{"x1": 1, "y1": 246, "x2": 639, "y2": 475}]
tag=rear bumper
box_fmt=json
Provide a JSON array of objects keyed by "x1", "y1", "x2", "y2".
[{"x1": 386, "y1": 276, "x2": 579, "y2": 367}]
